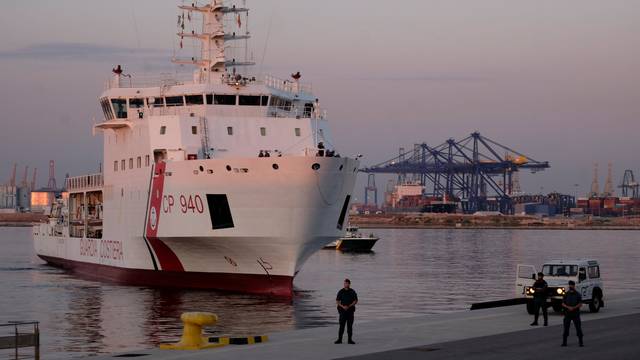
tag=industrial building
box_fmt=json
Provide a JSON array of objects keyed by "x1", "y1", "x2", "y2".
[
  {"x1": 573, "y1": 167, "x2": 640, "y2": 217},
  {"x1": 2, "y1": 160, "x2": 62, "y2": 213},
  {"x1": 0, "y1": 185, "x2": 17, "y2": 213}
]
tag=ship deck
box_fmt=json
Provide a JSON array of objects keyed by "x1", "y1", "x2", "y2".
[{"x1": 82, "y1": 290, "x2": 640, "y2": 360}]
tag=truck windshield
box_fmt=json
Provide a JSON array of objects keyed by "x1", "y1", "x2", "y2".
[{"x1": 543, "y1": 264, "x2": 578, "y2": 277}]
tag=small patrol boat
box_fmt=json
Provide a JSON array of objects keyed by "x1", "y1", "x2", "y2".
[{"x1": 324, "y1": 226, "x2": 379, "y2": 252}]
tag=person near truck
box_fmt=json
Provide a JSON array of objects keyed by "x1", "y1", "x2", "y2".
[
  {"x1": 562, "y1": 280, "x2": 584, "y2": 347},
  {"x1": 530, "y1": 272, "x2": 548, "y2": 326}
]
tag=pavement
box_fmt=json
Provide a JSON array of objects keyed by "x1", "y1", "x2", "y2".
[
  {"x1": 88, "y1": 291, "x2": 640, "y2": 360},
  {"x1": 340, "y1": 314, "x2": 640, "y2": 360}
]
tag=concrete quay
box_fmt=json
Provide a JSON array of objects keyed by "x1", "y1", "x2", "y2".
[{"x1": 89, "y1": 291, "x2": 640, "y2": 360}]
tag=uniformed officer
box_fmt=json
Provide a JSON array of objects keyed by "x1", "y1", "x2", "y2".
[
  {"x1": 530, "y1": 272, "x2": 549, "y2": 326},
  {"x1": 335, "y1": 278, "x2": 358, "y2": 344},
  {"x1": 562, "y1": 280, "x2": 584, "y2": 347}
]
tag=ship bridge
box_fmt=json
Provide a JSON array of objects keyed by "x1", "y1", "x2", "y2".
[{"x1": 93, "y1": 0, "x2": 337, "y2": 166}]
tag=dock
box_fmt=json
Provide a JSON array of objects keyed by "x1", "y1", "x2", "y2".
[{"x1": 86, "y1": 291, "x2": 640, "y2": 360}]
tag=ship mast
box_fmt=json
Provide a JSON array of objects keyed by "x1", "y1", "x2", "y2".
[{"x1": 174, "y1": 0, "x2": 254, "y2": 84}]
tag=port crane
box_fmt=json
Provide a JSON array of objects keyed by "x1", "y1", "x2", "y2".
[
  {"x1": 361, "y1": 132, "x2": 550, "y2": 214},
  {"x1": 619, "y1": 170, "x2": 639, "y2": 198}
]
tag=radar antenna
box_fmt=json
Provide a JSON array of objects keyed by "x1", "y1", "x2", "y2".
[{"x1": 173, "y1": 0, "x2": 255, "y2": 84}]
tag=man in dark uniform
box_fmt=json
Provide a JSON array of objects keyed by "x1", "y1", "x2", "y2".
[
  {"x1": 530, "y1": 272, "x2": 549, "y2": 326},
  {"x1": 562, "y1": 280, "x2": 584, "y2": 347},
  {"x1": 335, "y1": 278, "x2": 358, "y2": 344}
]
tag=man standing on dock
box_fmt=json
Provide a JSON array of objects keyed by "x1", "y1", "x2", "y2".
[
  {"x1": 562, "y1": 280, "x2": 584, "y2": 347},
  {"x1": 335, "y1": 279, "x2": 358, "y2": 344},
  {"x1": 530, "y1": 272, "x2": 549, "y2": 326}
]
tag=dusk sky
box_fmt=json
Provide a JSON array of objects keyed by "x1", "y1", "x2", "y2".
[{"x1": 0, "y1": 0, "x2": 638, "y2": 197}]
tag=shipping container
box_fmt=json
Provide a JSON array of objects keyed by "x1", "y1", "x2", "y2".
[
  {"x1": 603, "y1": 197, "x2": 618, "y2": 209},
  {"x1": 588, "y1": 199, "x2": 603, "y2": 209}
]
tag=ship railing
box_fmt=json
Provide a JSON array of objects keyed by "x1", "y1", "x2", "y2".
[
  {"x1": 0, "y1": 321, "x2": 40, "y2": 360},
  {"x1": 104, "y1": 72, "x2": 313, "y2": 94},
  {"x1": 142, "y1": 104, "x2": 327, "y2": 119},
  {"x1": 66, "y1": 174, "x2": 104, "y2": 191},
  {"x1": 264, "y1": 75, "x2": 313, "y2": 95},
  {"x1": 266, "y1": 106, "x2": 327, "y2": 119},
  {"x1": 105, "y1": 73, "x2": 194, "y2": 89},
  {"x1": 302, "y1": 147, "x2": 341, "y2": 158}
]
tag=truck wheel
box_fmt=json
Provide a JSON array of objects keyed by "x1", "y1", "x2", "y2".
[
  {"x1": 526, "y1": 301, "x2": 536, "y2": 315},
  {"x1": 552, "y1": 303, "x2": 563, "y2": 313},
  {"x1": 589, "y1": 293, "x2": 602, "y2": 313}
]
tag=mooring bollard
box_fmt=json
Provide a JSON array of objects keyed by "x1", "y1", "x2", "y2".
[{"x1": 160, "y1": 312, "x2": 225, "y2": 350}]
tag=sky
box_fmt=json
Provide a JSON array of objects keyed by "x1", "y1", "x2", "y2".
[{"x1": 0, "y1": 0, "x2": 638, "y2": 197}]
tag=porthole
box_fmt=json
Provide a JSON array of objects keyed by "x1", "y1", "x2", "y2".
[
  {"x1": 312, "y1": 163, "x2": 321, "y2": 171},
  {"x1": 226, "y1": 165, "x2": 232, "y2": 171},
  {"x1": 199, "y1": 165, "x2": 204, "y2": 172},
  {"x1": 272, "y1": 164, "x2": 279, "y2": 170}
]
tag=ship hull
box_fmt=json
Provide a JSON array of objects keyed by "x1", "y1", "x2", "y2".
[
  {"x1": 33, "y1": 156, "x2": 358, "y2": 298},
  {"x1": 38, "y1": 255, "x2": 293, "y2": 297}
]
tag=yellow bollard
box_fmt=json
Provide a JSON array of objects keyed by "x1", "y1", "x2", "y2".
[{"x1": 160, "y1": 312, "x2": 227, "y2": 350}]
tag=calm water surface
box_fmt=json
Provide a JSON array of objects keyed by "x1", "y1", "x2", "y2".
[{"x1": 1, "y1": 227, "x2": 639, "y2": 358}]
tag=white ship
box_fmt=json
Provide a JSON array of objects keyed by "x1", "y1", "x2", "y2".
[{"x1": 33, "y1": 0, "x2": 358, "y2": 297}]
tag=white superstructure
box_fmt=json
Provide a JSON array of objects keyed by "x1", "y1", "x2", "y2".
[{"x1": 33, "y1": 0, "x2": 358, "y2": 297}]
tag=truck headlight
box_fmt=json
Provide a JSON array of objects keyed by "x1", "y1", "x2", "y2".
[
  {"x1": 556, "y1": 288, "x2": 565, "y2": 295},
  {"x1": 527, "y1": 288, "x2": 535, "y2": 295}
]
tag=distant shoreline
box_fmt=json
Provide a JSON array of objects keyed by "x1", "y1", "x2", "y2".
[
  {"x1": 350, "y1": 213, "x2": 640, "y2": 231},
  {"x1": 354, "y1": 224, "x2": 640, "y2": 231}
]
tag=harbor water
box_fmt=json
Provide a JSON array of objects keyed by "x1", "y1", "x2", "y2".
[{"x1": 1, "y1": 226, "x2": 639, "y2": 358}]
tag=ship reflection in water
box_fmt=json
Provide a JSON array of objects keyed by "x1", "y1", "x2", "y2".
[{"x1": 2, "y1": 226, "x2": 640, "y2": 358}]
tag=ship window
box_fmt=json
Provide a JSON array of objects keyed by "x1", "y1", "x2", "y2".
[
  {"x1": 86, "y1": 191, "x2": 103, "y2": 239},
  {"x1": 111, "y1": 99, "x2": 127, "y2": 118},
  {"x1": 206, "y1": 194, "x2": 235, "y2": 230},
  {"x1": 239, "y1": 95, "x2": 261, "y2": 106},
  {"x1": 227, "y1": 127, "x2": 233, "y2": 135},
  {"x1": 214, "y1": 94, "x2": 236, "y2": 105},
  {"x1": 129, "y1": 98, "x2": 144, "y2": 109},
  {"x1": 69, "y1": 193, "x2": 85, "y2": 238},
  {"x1": 191, "y1": 126, "x2": 198, "y2": 135},
  {"x1": 295, "y1": 128, "x2": 301, "y2": 137},
  {"x1": 303, "y1": 103, "x2": 314, "y2": 118},
  {"x1": 269, "y1": 96, "x2": 292, "y2": 111},
  {"x1": 145, "y1": 155, "x2": 150, "y2": 167},
  {"x1": 129, "y1": 158, "x2": 134, "y2": 169},
  {"x1": 114, "y1": 161, "x2": 118, "y2": 172},
  {"x1": 261, "y1": 96, "x2": 269, "y2": 106},
  {"x1": 160, "y1": 126, "x2": 167, "y2": 135},
  {"x1": 165, "y1": 96, "x2": 184, "y2": 107},
  {"x1": 108, "y1": 102, "x2": 115, "y2": 119},
  {"x1": 137, "y1": 156, "x2": 142, "y2": 168},
  {"x1": 205, "y1": 94, "x2": 213, "y2": 104},
  {"x1": 260, "y1": 127, "x2": 266, "y2": 136},
  {"x1": 185, "y1": 94, "x2": 204, "y2": 105},
  {"x1": 148, "y1": 97, "x2": 164, "y2": 107},
  {"x1": 100, "y1": 99, "x2": 113, "y2": 120},
  {"x1": 121, "y1": 160, "x2": 126, "y2": 171}
]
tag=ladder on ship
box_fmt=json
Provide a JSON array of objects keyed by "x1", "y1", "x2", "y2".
[{"x1": 199, "y1": 117, "x2": 212, "y2": 159}]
